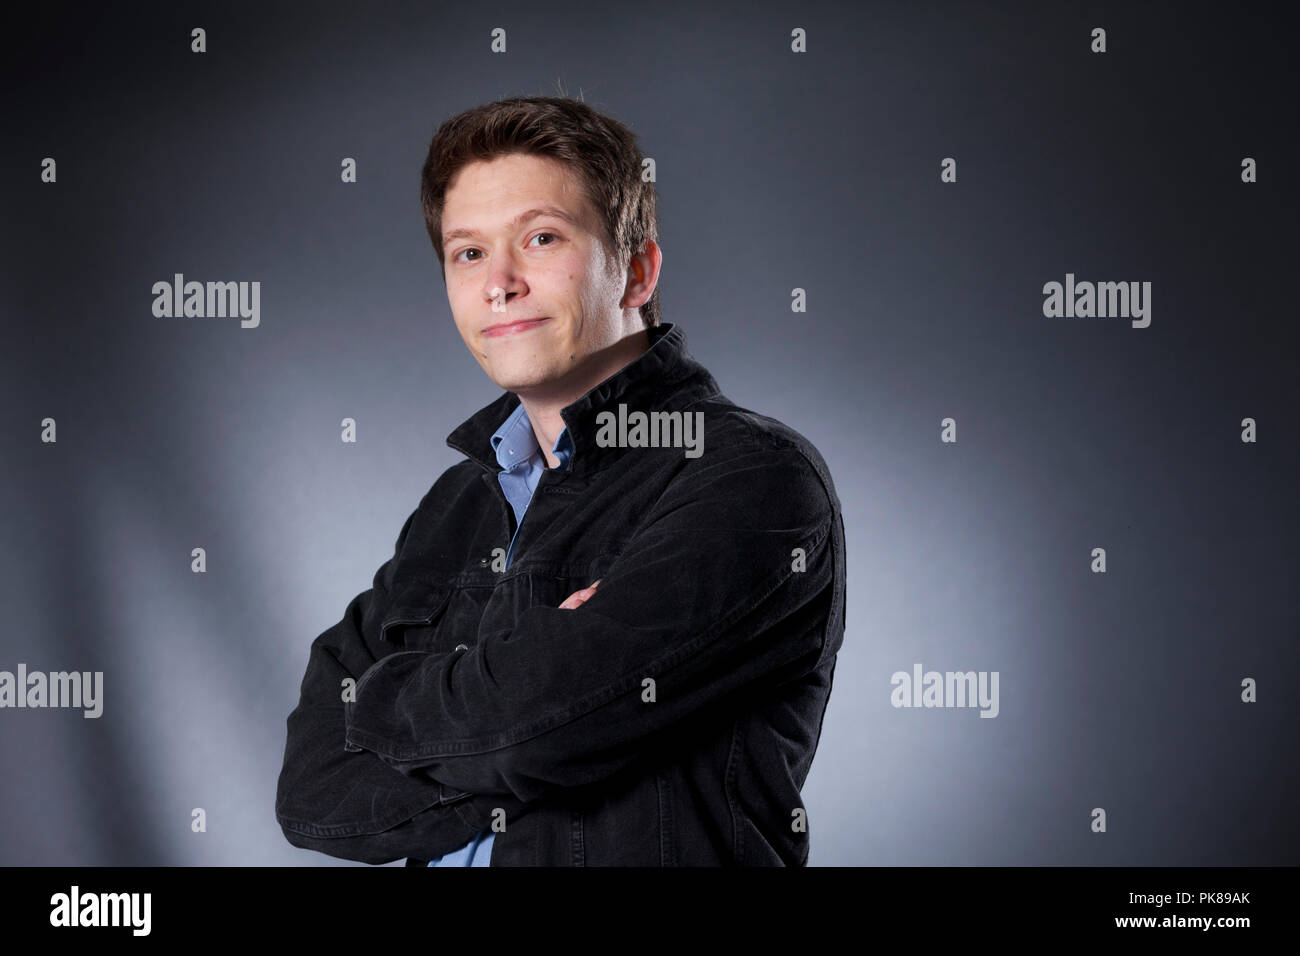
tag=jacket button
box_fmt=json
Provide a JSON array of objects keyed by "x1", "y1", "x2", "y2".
[{"x1": 454, "y1": 643, "x2": 469, "y2": 651}]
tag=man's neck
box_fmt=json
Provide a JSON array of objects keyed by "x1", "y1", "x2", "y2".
[{"x1": 519, "y1": 327, "x2": 652, "y2": 469}]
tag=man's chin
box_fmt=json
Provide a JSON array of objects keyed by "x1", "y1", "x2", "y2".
[
  {"x1": 492, "y1": 367, "x2": 589, "y2": 401},
  {"x1": 487, "y1": 366, "x2": 559, "y2": 395}
]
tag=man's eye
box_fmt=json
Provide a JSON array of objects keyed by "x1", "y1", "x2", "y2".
[{"x1": 454, "y1": 234, "x2": 556, "y2": 263}]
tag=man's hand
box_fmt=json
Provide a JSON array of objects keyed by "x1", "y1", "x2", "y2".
[{"x1": 558, "y1": 580, "x2": 600, "y2": 609}]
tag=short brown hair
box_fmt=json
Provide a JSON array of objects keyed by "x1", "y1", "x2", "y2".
[{"x1": 420, "y1": 95, "x2": 661, "y2": 328}]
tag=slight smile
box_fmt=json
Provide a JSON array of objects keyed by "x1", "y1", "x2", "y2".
[{"x1": 482, "y1": 317, "x2": 552, "y2": 337}]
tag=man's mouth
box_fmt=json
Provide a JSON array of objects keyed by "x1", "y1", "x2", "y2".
[{"x1": 483, "y1": 316, "x2": 551, "y2": 337}]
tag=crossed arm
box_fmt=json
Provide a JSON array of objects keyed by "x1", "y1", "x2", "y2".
[
  {"x1": 341, "y1": 444, "x2": 838, "y2": 806},
  {"x1": 275, "y1": 504, "x2": 509, "y2": 864},
  {"x1": 272, "y1": 484, "x2": 603, "y2": 867},
  {"x1": 278, "y1": 444, "x2": 837, "y2": 860},
  {"x1": 274, "y1": 552, "x2": 593, "y2": 864}
]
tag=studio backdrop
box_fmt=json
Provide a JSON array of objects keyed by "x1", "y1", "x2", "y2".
[{"x1": 1, "y1": 0, "x2": 1296, "y2": 865}]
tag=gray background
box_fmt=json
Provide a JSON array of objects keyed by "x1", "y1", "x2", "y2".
[{"x1": 1, "y1": 0, "x2": 1296, "y2": 865}]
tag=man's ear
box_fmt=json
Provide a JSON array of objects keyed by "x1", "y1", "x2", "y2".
[{"x1": 622, "y1": 239, "x2": 661, "y2": 310}]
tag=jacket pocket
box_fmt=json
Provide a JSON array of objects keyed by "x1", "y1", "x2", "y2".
[
  {"x1": 379, "y1": 583, "x2": 453, "y2": 648},
  {"x1": 437, "y1": 782, "x2": 473, "y2": 805}
]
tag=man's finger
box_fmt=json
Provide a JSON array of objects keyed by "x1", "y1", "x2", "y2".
[
  {"x1": 558, "y1": 590, "x2": 588, "y2": 609},
  {"x1": 558, "y1": 580, "x2": 601, "y2": 609}
]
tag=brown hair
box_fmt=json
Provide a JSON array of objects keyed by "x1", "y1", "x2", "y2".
[{"x1": 420, "y1": 95, "x2": 661, "y2": 328}]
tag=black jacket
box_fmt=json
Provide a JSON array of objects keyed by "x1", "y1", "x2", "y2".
[{"x1": 274, "y1": 322, "x2": 847, "y2": 865}]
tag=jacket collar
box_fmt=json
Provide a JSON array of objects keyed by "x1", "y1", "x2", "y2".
[{"x1": 446, "y1": 322, "x2": 720, "y2": 477}]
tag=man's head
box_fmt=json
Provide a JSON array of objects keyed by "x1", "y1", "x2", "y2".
[{"x1": 420, "y1": 96, "x2": 662, "y2": 398}]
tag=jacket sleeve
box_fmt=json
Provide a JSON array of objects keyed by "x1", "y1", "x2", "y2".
[
  {"x1": 275, "y1": 503, "x2": 532, "y2": 864},
  {"x1": 343, "y1": 442, "x2": 842, "y2": 805}
]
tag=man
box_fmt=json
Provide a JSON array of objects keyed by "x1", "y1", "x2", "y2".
[{"x1": 275, "y1": 96, "x2": 846, "y2": 866}]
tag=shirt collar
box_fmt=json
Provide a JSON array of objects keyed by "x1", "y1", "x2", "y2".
[
  {"x1": 447, "y1": 322, "x2": 720, "y2": 477},
  {"x1": 489, "y1": 401, "x2": 573, "y2": 472}
]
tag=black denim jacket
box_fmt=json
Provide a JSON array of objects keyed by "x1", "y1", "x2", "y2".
[{"x1": 274, "y1": 322, "x2": 846, "y2": 865}]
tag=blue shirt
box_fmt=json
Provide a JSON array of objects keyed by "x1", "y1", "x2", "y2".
[{"x1": 426, "y1": 400, "x2": 573, "y2": 867}]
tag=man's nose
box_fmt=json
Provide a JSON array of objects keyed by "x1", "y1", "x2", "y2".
[{"x1": 484, "y1": 252, "x2": 527, "y2": 311}]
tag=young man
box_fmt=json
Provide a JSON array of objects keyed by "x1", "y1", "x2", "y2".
[{"x1": 275, "y1": 96, "x2": 847, "y2": 866}]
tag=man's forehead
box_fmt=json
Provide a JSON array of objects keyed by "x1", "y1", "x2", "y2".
[
  {"x1": 447, "y1": 153, "x2": 578, "y2": 202},
  {"x1": 443, "y1": 159, "x2": 594, "y2": 243}
]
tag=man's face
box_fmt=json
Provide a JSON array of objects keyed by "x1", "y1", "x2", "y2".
[{"x1": 441, "y1": 152, "x2": 636, "y2": 396}]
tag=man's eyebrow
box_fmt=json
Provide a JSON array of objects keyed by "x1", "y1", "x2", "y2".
[{"x1": 442, "y1": 205, "x2": 583, "y2": 248}]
